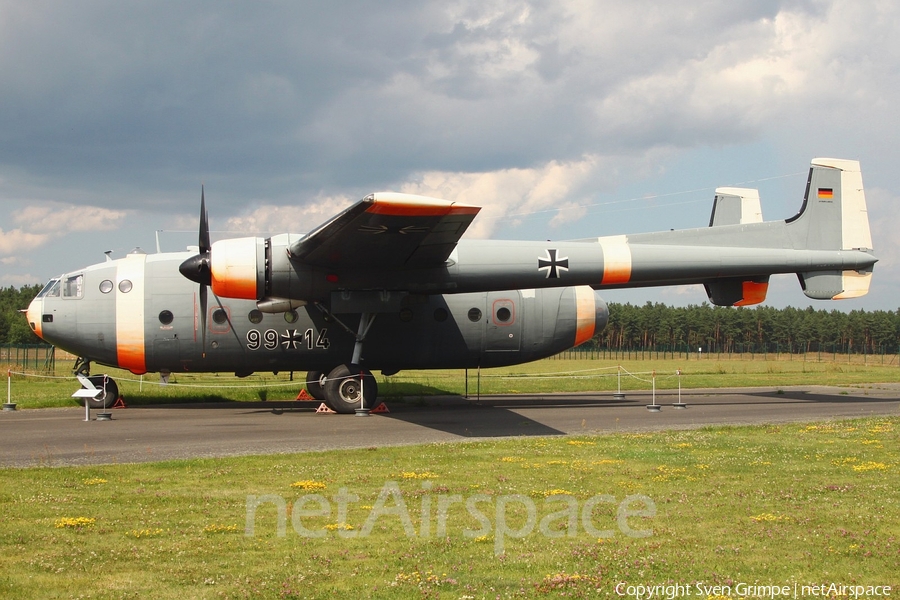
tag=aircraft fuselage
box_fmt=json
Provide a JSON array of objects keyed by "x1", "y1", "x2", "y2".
[{"x1": 26, "y1": 249, "x2": 608, "y2": 377}]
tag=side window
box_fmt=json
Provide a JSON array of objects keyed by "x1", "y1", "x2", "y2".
[{"x1": 63, "y1": 274, "x2": 84, "y2": 298}]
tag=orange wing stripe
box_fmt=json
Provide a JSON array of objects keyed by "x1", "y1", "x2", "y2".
[
  {"x1": 599, "y1": 236, "x2": 633, "y2": 285},
  {"x1": 366, "y1": 201, "x2": 481, "y2": 217}
]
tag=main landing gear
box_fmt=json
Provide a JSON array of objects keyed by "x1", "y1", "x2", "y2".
[
  {"x1": 307, "y1": 366, "x2": 380, "y2": 414},
  {"x1": 307, "y1": 310, "x2": 380, "y2": 414}
]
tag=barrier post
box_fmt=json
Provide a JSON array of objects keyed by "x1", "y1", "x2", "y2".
[
  {"x1": 355, "y1": 370, "x2": 370, "y2": 417},
  {"x1": 3, "y1": 369, "x2": 16, "y2": 411},
  {"x1": 613, "y1": 366, "x2": 625, "y2": 401},
  {"x1": 673, "y1": 369, "x2": 687, "y2": 408},
  {"x1": 646, "y1": 370, "x2": 661, "y2": 412}
]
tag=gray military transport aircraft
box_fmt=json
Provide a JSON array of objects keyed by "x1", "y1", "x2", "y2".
[{"x1": 25, "y1": 158, "x2": 876, "y2": 413}]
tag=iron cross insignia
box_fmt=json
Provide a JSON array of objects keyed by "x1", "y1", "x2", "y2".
[
  {"x1": 538, "y1": 249, "x2": 569, "y2": 279},
  {"x1": 280, "y1": 329, "x2": 302, "y2": 349}
]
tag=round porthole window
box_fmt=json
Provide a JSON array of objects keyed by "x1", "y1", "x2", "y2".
[
  {"x1": 99, "y1": 280, "x2": 114, "y2": 294},
  {"x1": 399, "y1": 308, "x2": 414, "y2": 322},
  {"x1": 467, "y1": 308, "x2": 482, "y2": 322},
  {"x1": 158, "y1": 310, "x2": 174, "y2": 325},
  {"x1": 248, "y1": 309, "x2": 263, "y2": 324},
  {"x1": 284, "y1": 310, "x2": 299, "y2": 324},
  {"x1": 434, "y1": 308, "x2": 448, "y2": 322},
  {"x1": 496, "y1": 307, "x2": 512, "y2": 322},
  {"x1": 212, "y1": 308, "x2": 228, "y2": 325},
  {"x1": 118, "y1": 279, "x2": 133, "y2": 293}
]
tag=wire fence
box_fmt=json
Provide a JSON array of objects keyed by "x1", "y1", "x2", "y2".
[
  {"x1": 0, "y1": 344, "x2": 55, "y2": 372},
  {"x1": 553, "y1": 345, "x2": 900, "y2": 366}
]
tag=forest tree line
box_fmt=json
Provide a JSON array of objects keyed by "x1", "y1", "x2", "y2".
[
  {"x1": 0, "y1": 285, "x2": 43, "y2": 344},
  {"x1": 1, "y1": 284, "x2": 898, "y2": 354},
  {"x1": 590, "y1": 301, "x2": 900, "y2": 355}
]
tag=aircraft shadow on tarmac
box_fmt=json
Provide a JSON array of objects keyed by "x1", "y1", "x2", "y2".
[
  {"x1": 700, "y1": 389, "x2": 900, "y2": 405},
  {"x1": 377, "y1": 396, "x2": 572, "y2": 438}
]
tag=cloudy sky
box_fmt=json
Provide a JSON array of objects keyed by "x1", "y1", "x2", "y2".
[{"x1": 2, "y1": 1, "x2": 898, "y2": 310}]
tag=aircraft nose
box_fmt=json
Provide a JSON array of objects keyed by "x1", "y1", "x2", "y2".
[{"x1": 25, "y1": 297, "x2": 44, "y2": 339}]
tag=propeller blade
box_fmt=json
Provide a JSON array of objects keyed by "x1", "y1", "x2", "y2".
[
  {"x1": 178, "y1": 186, "x2": 213, "y2": 285},
  {"x1": 200, "y1": 282, "x2": 208, "y2": 358},
  {"x1": 199, "y1": 186, "x2": 210, "y2": 255}
]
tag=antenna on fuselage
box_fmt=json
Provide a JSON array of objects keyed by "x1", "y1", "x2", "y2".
[
  {"x1": 104, "y1": 251, "x2": 112, "y2": 263},
  {"x1": 156, "y1": 230, "x2": 162, "y2": 253}
]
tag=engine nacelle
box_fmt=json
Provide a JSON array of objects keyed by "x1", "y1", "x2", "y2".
[{"x1": 209, "y1": 237, "x2": 266, "y2": 300}]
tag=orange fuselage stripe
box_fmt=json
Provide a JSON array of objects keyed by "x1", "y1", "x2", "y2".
[
  {"x1": 116, "y1": 254, "x2": 147, "y2": 374},
  {"x1": 574, "y1": 286, "x2": 596, "y2": 346}
]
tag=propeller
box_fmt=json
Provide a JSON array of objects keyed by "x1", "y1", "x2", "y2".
[{"x1": 179, "y1": 187, "x2": 212, "y2": 356}]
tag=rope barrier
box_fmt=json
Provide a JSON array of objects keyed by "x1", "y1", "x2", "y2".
[{"x1": 4, "y1": 365, "x2": 689, "y2": 397}]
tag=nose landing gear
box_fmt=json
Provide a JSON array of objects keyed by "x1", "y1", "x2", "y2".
[{"x1": 72, "y1": 358, "x2": 119, "y2": 409}]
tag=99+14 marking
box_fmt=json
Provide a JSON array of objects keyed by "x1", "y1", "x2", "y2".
[{"x1": 246, "y1": 328, "x2": 330, "y2": 351}]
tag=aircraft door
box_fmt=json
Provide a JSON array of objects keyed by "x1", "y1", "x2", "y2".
[
  {"x1": 148, "y1": 292, "x2": 195, "y2": 369},
  {"x1": 484, "y1": 292, "x2": 521, "y2": 352}
]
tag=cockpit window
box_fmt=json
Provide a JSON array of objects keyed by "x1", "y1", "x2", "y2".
[
  {"x1": 63, "y1": 274, "x2": 84, "y2": 298},
  {"x1": 37, "y1": 279, "x2": 61, "y2": 298}
]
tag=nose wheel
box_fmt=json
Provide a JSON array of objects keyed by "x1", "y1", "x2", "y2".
[{"x1": 75, "y1": 375, "x2": 119, "y2": 409}]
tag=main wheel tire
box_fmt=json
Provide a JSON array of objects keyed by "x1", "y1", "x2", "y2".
[
  {"x1": 305, "y1": 371, "x2": 327, "y2": 401},
  {"x1": 77, "y1": 376, "x2": 119, "y2": 409},
  {"x1": 323, "y1": 365, "x2": 378, "y2": 414}
]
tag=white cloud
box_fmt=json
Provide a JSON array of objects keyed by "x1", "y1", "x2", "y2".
[
  {"x1": 398, "y1": 151, "x2": 670, "y2": 238},
  {"x1": 224, "y1": 195, "x2": 354, "y2": 234},
  {"x1": 13, "y1": 203, "x2": 126, "y2": 234},
  {"x1": 0, "y1": 229, "x2": 49, "y2": 256},
  {"x1": 0, "y1": 272, "x2": 41, "y2": 287}
]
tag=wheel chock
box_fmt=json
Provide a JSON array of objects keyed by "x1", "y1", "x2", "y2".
[
  {"x1": 296, "y1": 389, "x2": 315, "y2": 401},
  {"x1": 112, "y1": 396, "x2": 127, "y2": 409},
  {"x1": 370, "y1": 402, "x2": 389, "y2": 413},
  {"x1": 315, "y1": 403, "x2": 337, "y2": 414}
]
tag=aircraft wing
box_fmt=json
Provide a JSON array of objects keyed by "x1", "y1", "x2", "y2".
[{"x1": 289, "y1": 193, "x2": 481, "y2": 269}]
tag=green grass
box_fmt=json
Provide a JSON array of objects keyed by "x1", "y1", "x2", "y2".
[
  {"x1": 5, "y1": 355, "x2": 900, "y2": 408},
  {"x1": 0, "y1": 417, "x2": 897, "y2": 598}
]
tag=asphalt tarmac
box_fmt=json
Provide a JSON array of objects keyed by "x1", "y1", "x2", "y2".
[{"x1": 2, "y1": 384, "x2": 899, "y2": 467}]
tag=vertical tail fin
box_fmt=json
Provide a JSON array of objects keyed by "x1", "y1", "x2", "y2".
[
  {"x1": 788, "y1": 158, "x2": 874, "y2": 299},
  {"x1": 708, "y1": 187, "x2": 763, "y2": 226}
]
